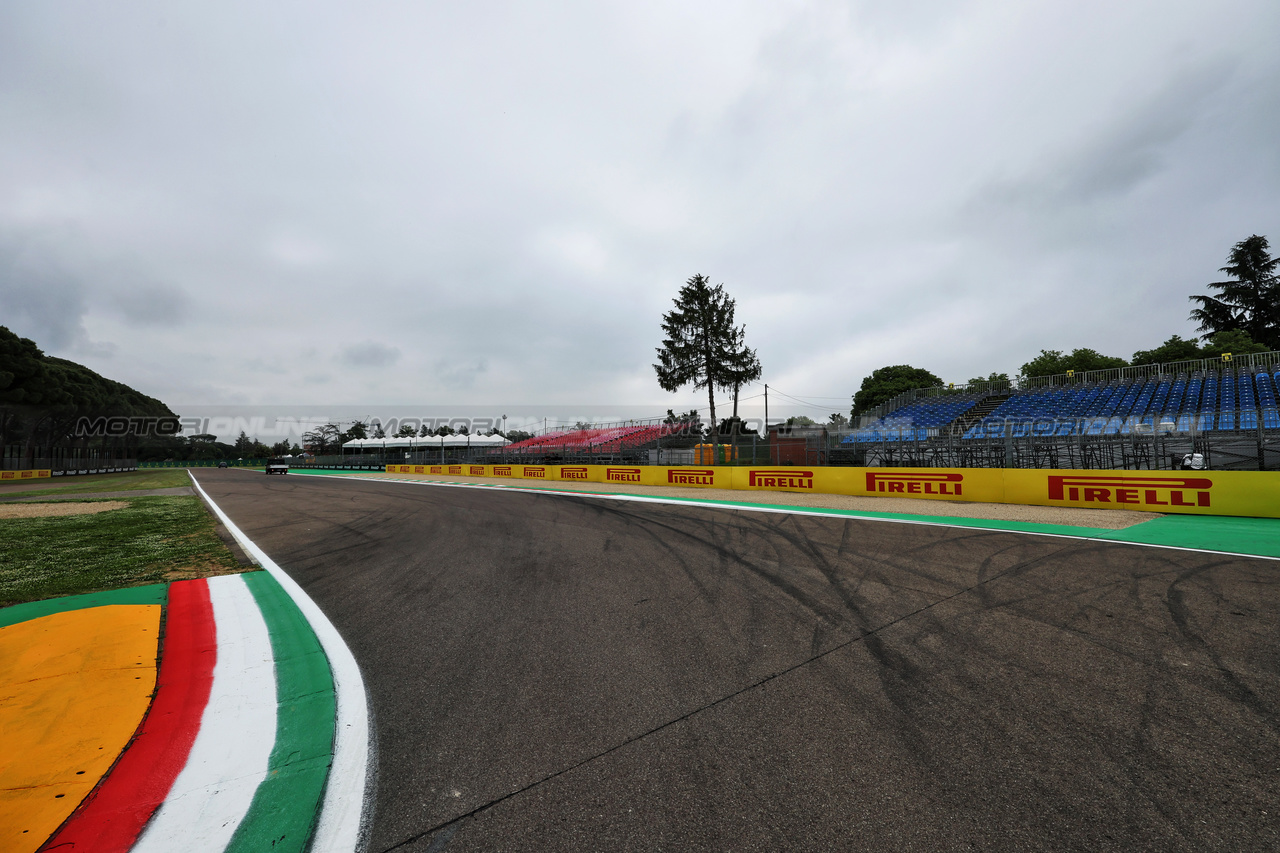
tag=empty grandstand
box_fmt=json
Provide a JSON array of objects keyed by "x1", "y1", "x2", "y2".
[
  {"x1": 500, "y1": 421, "x2": 700, "y2": 460},
  {"x1": 846, "y1": 353, "x2": 1280, "y2": 470}
]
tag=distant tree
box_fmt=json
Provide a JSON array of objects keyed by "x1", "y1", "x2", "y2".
[
  {"x1": 456, "y1": 425, "x2": 469, "y2": 435},
  {"x1": 785, "y1": 415, "x2": 817, "y2": 427},
  {"x1": 828, "y1": 413, "x2": 848, "y2": 428},
  {"x1": 302, "y1": 423, "x2": 343, "y2": 453},
  {"x1": 1189, "y1": 235, "x2": 1280, "y2": 350},
  {"x1": 1202, "y1": 329, "x2": 1269, "y2": 358},
  {"x1": 663, "y1": 408, "x2": 701, "y2": 425},
  {"x1": 965, "y1": 372, "x2": 1010, "y2": 387},
  {"x1": 851, "y1": 365, "x2": 943, "y2": 417},
  {"x1": 505, "y1": 430, "x2": 533, "y2": 444},
  {"x1": 371, "y1": 422, "x2": 386, "y2": 439},
  {"x1": 271, "y1": 440, "x2": 292, "y2": 456},
  {"x1": 433, "y1": 425, "x2": 455, "y2": 436},
  {"x1": 344, "y1": 421, "x2": 369, "y2": 441},
  {"x1": 394, "y1": 424, "x2": 418, "y2": 438},
  {"x1": 718, "y1": 416, "x2": 759, "y2": 438},
  {"x1": 419, "y1": 424, "x2": 433, "y2": 437},
  {"x1": 663, "y1": 408, "x2": 703, "y2": 437},
  {"x1": 1019, "y1": 348, "x2": 1127, "y2": 379},
  {"x1": 723, "y1": 333, "x2": 762, "y2": 433},
  {"x1": 655, "y1": 274, "x2": 755, "y2": 452},
  {"x1": 1131, "y1": 335, "x2": 1203, "y2": 366},
  {"x1": 185, "y1": 434, "x2": 222, "y2": 460}
]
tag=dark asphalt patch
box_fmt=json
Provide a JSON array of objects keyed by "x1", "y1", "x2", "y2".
[{"x1": 191, "y1": 469, "x2": 1280, "y2": 852}]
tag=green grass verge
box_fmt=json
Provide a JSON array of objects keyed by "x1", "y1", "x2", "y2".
[
  {"x1": 0, "y1": 468, "x2": 193, "y2": 497},
  {"x1": 0, "y1": 495, "x2": 245, "y2": 607}
]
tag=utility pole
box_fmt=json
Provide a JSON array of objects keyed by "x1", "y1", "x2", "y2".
[{"x1": 764, "y1": 384, "x2": 770, "y2": 465}]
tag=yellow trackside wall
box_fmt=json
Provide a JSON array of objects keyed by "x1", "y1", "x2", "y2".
[
  {"x1": 384, "y1": 465, "x2": 1280, "y2": 519},
  {"x1": 0, "y1": 469, "x2": 51, "y2": 481},
  {"x1": 1000, "y1": 468, "x2": 1280, "y2": 518}
]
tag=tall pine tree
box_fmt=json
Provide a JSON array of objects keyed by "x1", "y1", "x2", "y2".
[
  {"x1": 654, "y1": 275, "x2": 760, "y2": 454},
  {"x1": 1189, "y1": 235, "x2": 1280, "y2": 350}
]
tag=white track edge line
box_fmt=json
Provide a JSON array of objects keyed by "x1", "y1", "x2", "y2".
[
  {"x1": 293, "y1": 470, "x2": 1280, "y2": 563},
  {"x1": 189, "y1": 470, "x2": 372, "y2": 853}
]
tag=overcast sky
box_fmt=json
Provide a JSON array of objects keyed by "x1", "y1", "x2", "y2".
[{"x1": 2, "y1": 1, "x2": 1278, "y2": 427}]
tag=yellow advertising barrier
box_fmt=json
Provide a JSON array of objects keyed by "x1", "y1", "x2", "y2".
[
  {"x1": 1001, "y1": 468, "x2": 1280, "y2": 518},
  {"x1": 384, "y1": 464, "x2": 1280, "y2": 519},
  {"x1": 0, "y1": 469, "x2": 52, "y2": 481}
]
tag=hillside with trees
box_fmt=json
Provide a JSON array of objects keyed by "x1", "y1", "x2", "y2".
[{"x1": 1, "y1": 326, "x2": 179, "y2": 466}]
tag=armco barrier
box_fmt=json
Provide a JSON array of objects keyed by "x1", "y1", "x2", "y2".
[
  {"x1": 383, "y1": 464, "x2": 1280, "y2": 519},
  {"x1": 0, "y1": 469, "x2": 52, "y2": 481}
]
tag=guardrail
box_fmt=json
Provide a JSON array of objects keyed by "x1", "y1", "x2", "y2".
[
  {"x1": 2, "y1": 459, "x2": 138, "y2": 475},
  {"x1": 139, "y1": 459, "x2": 268, "y2": 468}
]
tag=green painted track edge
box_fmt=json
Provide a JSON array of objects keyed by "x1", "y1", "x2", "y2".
[
  {"x1": 228, "y1": 571, "x2": 337, "y2": 853},
  {"x1": 294, "y1": 469, "x2": 1280, "y2": 559},
  {"x1": 0, "y1": 583, "x2": 169, "y2": 629}
]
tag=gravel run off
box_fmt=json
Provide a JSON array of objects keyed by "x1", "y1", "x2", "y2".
[{"x1": 0, "y1": 501, "x2": 129, "y2": 519}]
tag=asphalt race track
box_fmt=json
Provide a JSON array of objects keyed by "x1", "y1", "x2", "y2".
[{"x1": 192, "y1": 469, "x2": 1280, "y2": 852}]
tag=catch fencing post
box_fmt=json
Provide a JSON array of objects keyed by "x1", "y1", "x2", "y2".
[{"x1": 1258, "y1": 408, "x2": 1267, "y2": 471}]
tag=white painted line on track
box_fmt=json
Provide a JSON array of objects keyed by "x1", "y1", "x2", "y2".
[
  {"x1": 189, "y1": 471, "x2": 373, "y2": 853},
  {"x1": 297, "y1": 471, "x2": 1280, "y2": 562},
  {"x1": 134, "y1": 573, "x2": 277, "y2": 853}
]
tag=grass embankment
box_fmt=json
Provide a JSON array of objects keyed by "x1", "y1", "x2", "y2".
[
  {"x1": 0, "y1": 496, "x2": 248, "y2": 607},
  {"x1": 0, "y1": 468, "x2": 194, "y2": 498}
]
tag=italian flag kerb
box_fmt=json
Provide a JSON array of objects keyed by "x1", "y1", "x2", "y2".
[{"x1": 44, "y1": 573, "x2": 337, "y2": 853}]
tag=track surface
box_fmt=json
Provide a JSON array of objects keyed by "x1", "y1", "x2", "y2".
[{"x1": 193, "y1": 469, "x2": 1280, "y2": 852}]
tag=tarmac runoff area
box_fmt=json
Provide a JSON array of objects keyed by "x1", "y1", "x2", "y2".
[
  {"x1": 296, "y1": 468, "x2": 1156, "y2": 528},
  {"x1": 190, "y1": 467, "x2": 1278, "y2": 851}
]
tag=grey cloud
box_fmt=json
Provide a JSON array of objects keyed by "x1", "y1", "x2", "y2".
[
  {"x1": 434, "y1": 357, "x2": 489, "y2": 391},
  {"x1": 1, "y1": 2, "x2": 1277, "y2": 411},
  {"x1": 0, "y1": 235, "x2": 91, "y2": 350},
  {"x1": 109, "y1": 283, "x2": 190, "y2": 325},
  {"x1": 970, "y1": 60, "x2": 1237, "y2": 215},
  {"x1": 340, "y1": 342, "x2": 401, "y2": 368}
]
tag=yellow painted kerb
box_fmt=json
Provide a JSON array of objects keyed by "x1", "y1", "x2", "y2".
[{"x1": 0, "y1": 604, "x2": 160, "y2": 853}]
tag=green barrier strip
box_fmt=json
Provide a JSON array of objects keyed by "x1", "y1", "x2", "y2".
[
  {"x1": 228, "y1": 571, "x2": 337, "y2": 853},
  {"x1": 0, "y1": 583, "x2": 168, "y2": 629},
  {"x1": 1091, "y1": 513, "x2": 1280, "y2": 558}
]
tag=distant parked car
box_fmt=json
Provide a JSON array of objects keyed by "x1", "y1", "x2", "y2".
[{"x1": 218, "y1": 461, "x2": 228, "y2": 468}]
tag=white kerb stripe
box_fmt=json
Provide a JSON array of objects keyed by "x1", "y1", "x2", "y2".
[
  {"x1": 133, "y1": 574, "x2": 278, "y2": 853},
  {"x1": 189, "y1": 470, "x2": 372, "y2": 853}
]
